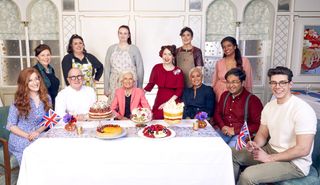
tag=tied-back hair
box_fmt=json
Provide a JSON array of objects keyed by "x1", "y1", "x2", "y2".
[
  {"x1": 221, "y1": 36, "x2": 243, "y2": 70},
  {"x1": 67, "y1": 34, "x2": 87, "y2": 54},
  {"x1": 267, "y1": 66, "x2": 293, "y2": 82},
  {"x1": 34, "y1": 44, "x2": 51, "y2": 56},
  {"x1": 159, "y1": 45, "x2": 177, "y2": 58},
  {"x1": 118, "y1": 25, "x2": 132, "y2": 45},
  {"x1": 14, "y1": 68, "x2": 51, "y2": 117}
]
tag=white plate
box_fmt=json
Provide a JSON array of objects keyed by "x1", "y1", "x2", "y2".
[
  {"x1": 95, "y1": 128, "x2": 127, "y2": 140},
  {"x1": 138, "y1": 128, "x2": 176, "y2": 139},
  {"x1": 131, "y1": 117, "x2": 152, "y2": 124}
]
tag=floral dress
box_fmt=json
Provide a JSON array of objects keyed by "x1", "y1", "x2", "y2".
[
  {"x1": 72, "y1": 58, "x2": 94, "y2": 88},
  {"x1": 6, "y1": 99, "x2": 47, "y2": 165},
  {"x1": 108, "y1": 45, "x2": 136, "y2": 103}
]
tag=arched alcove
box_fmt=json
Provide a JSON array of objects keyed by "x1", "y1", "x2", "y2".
[
  {"x1": 206, "y1": 0, "x2": 236, "y2": 42},
  {"x1": 28, "y1": 0, "x2": 59, "y2": 40},
  {"x1": 240, "y1": 0, "x2": 274, "y2": 85},
  {"x1": 27, "y1": 0, "x2": 61, "y2": 82},
  {"x1": 0, "y1": 0, "x2": 24, "y2": 86}
]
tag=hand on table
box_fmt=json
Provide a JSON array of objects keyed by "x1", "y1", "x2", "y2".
[{"x1": 28, "y1": 131, "x2": 40, "y2": 141}]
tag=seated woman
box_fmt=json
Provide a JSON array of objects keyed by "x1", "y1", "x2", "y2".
[
  {"x1": 6, "y1": 68, "x2": 51, "y2": 165},
  {"x1": 182, "y1": 67, "x2": 215, "y2": 119},
  {"x1": 111, "y1": 70, "x2": 150, "y2": 120}
]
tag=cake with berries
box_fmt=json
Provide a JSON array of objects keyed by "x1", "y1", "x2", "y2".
[
  {"x1": 96, "y1": 124, "x2": 122, "y2": 137},
  {"x1": 131, "y1": 108, "x2": 152, "y2": 123},
  {"x1": 163, "y1": 100, "x2": 184, "y2": 124},
  {"x1": 142, "y1": 124, "x2": 172, "y2": 138},
  {"x1": 89, "y1": 101, "x2": 113, "y2": 119}
]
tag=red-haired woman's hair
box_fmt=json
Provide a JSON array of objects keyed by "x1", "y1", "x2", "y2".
[{"x1": 14, "y1": 68, "x2": 51, "y2": 117}]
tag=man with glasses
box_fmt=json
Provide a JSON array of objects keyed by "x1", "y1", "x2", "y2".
[
  {"x1": 233, "y1": 66, "x2": 317, "y2": 184},
  {"x1": 55, "y1": 68, "x2": 96, "y2": 120},
  {"x1": 213, "y1": 68, "x2": 263, "y2": 147}
]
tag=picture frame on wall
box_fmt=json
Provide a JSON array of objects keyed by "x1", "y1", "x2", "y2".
[{"x1": 292, "y1": 17, "x2": 320, "y2": 82}]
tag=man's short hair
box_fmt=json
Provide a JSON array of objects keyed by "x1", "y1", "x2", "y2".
[
  {"x1": 267, "y1": 66, "x2": 293, "y2": 82},
  {"x1": 224, "y1": 68, "x2": 246, "y2": 82}
]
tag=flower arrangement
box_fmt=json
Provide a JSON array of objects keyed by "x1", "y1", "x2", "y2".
[
  {"x1": 195, "y1": 112, "x2": 208, "y2": 128},
  {"x1": 63, "y1": 113, "x2": 77, "y2": 124},
  {"x1": 63, "y1": 113, "x2": 77, "y2": 131},
  {"x1": 195, "y1": 112, "x2": 208, "y2": 121}
]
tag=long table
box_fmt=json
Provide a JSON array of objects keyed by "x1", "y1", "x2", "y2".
[{"x1": 17, "y1": 120, "x2": 234, "y2": 185}]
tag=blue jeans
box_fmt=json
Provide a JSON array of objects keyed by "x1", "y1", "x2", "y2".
[{"x1": 216, "y1": 128, "x2": 238, "y2": 148}]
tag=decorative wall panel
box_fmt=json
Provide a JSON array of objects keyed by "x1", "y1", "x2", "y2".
[
  {"x1": 273, "y1": 15, "x2": 290, "y2": 67},
  {"x1": 62, "y1": 16, "x2": 76, "y2": 53},
  {"x1": 189, "y1": 15, "x2": 202, "y2": 48}
]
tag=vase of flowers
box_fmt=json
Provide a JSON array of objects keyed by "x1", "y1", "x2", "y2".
[
  {"x1": 63, "y1": 113, "x2": 77, "y2": 131},
  {"x1": 195, "y1": 112, "x2": 208, "y2": 128}
]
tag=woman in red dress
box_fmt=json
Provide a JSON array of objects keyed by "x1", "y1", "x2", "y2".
[{"x1": 144, "y1": 45, "x2": 184, "y2": 119}]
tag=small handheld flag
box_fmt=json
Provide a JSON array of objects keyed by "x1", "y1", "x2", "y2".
[
  {"x1": 40, "y1": 109, "x2": 61, "y2": 128},
  {"x1": 235, "y1": 121, "x2": 251, "y2": 150}
]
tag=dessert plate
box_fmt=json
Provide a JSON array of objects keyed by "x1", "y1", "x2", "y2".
[
  {"x1": 138, "y1": 128, "x2": 176, "y2": 139},
  {"x1": 95, "y1": 128, "x2": 127, "y2": 140}
]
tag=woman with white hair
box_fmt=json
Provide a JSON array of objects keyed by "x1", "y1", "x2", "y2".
[
  {"x1": 182, "y1": 67, "x2": 215, "y2": 119},
  {"x1": 111, "y1": 70, "x2": 150, "y2": 120}
]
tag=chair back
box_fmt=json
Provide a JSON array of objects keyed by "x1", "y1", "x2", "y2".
[
  {"x1": 311, "y1": 119, "x2": 320, "y2": 174},
  {"x1": 0, "y1": 106, "x2": 10, "y2": 141}
]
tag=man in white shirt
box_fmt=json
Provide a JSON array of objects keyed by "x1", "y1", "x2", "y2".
[
  {"x1": 233, "y1": 66, "x2": 317, "y2": 184},
  {"x1": 55, "y1": 68, "x2": 96, "y2": 120}
]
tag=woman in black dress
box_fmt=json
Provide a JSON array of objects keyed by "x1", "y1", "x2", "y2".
[{"x1": 33, "y1": 44, "x2": 60, "y2": 109}]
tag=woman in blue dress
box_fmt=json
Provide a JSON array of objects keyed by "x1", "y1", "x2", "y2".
[
  {"x1": 182, "y1": 67, "x2": 215, "y2": 119},
  {"x1": 6, "y1": 68, "x2": 51, "y2": 165}
]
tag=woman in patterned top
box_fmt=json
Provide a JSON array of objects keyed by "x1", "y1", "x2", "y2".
[
  {"x1": 62, "y1": 34, "x2": 103, "y2": 88},
  {"x1": 104, "y1": 25, "x2": 144, "y2": 104},
  {"x1": 6, "y1": 68, "x2": 51, "y2": 165}
]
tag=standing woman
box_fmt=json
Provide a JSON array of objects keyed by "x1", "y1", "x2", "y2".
[
  {"x1": 104, "y1": 25, "x2": 144, "y2": 103},
  {"x1": 212, "y1": 36, "x2": 253, "y2": 101},
  {"x1": 6, "y1": 68, "x2": 51, "y2": 165},
  {"x1": 176, "y1": 27, "x2": 204, "y2": 88},
  {"x1": 33, "y1": 44, "x2": 60, "y2": 109},
  {"x1": 62, "y1": 34, "x2": 103, "y2": 88},
  {"x1": 144, "y1": 45, "x2": 184, "y2": 119}
]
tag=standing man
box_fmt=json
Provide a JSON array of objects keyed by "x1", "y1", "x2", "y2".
[
  {"x1": 233, "y1": 66, "x2": 317, "y2": 184},
  {"x1": 213, "y1": 68, "x2": 263, "y2": 147}
]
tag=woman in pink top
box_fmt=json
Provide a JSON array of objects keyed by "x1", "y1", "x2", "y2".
[
  {"x1": 111, "y1": 70, "x2": 150, "y2": 120},
  {"x1": 212, "y1": 36, "x2": 253, "y2": 101}
]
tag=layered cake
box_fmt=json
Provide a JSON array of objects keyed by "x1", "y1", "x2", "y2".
[
  {"x1": 96, "y1": 124, "x2": 122, "y2": 137},
  {"x1": 131, "y1": 108, "x2": 152, "y2": 123},
  {"x1": 163, "y1": 100, "x2": 184, "y2": 124},
  {"x1": 142, "y1": 124, "x2": 171, "y2": 138},
  {"x1": 89, "y1": 101, "x2": 113, "y2": 119}
]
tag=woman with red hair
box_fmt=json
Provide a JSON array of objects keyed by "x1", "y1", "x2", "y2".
[
  {"x1": 144, "y1": 45, "x2": 184, "y2": 119},
  {"x1": 6, "y1": 68, "x2": 51, "y2": 165}
]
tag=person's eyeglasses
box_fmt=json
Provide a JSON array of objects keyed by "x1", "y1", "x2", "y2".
[
  {"x1": 68, "y1": 75, "x2": 84, "y2": 81},
  {"x1": 226, "y1": 80, "x2": 241, "y2": 85},
  {"x1": 269, "y1": 81, "x2": 289, "y2": 87}
]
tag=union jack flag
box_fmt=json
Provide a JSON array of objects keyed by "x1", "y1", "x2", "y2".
[
  {"x1": 235, "y1": 121, "x2": 251, "y2": 151},
  {"x1": 40, "y1": 109, "x2": 61, "y2": 128}
]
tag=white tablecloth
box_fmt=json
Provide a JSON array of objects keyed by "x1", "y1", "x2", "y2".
[{"x1": 18, "y1": 120, "x2": 234, "y2": 185}]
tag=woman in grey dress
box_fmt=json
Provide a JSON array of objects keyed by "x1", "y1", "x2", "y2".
[{"x1": 104, "y1": 25, "x2": 144, "y2": 103}]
